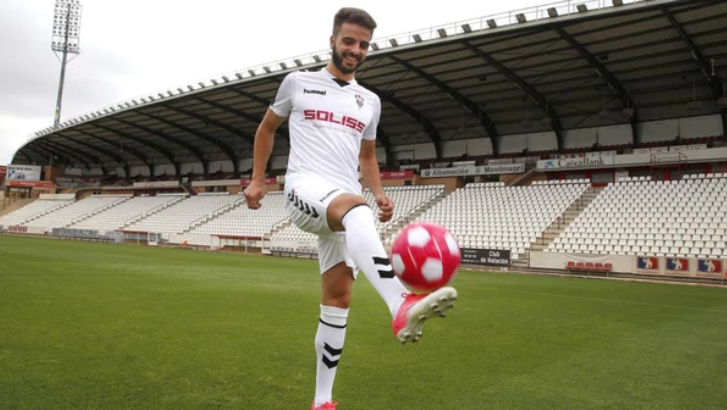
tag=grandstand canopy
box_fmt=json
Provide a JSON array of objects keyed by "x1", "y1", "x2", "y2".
[{"x1": 11, "y1": 0, "x2": 727, "y2": 176}]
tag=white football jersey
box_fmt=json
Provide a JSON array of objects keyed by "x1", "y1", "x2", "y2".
[{"x1": 270, "y1": 68, "x2": 381, "y2": 193}]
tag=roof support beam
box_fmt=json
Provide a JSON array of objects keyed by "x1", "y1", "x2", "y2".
[
  {"x1": 15, "y1": 150, "x2": 33, "y2": 164},
  {"x1": 113, "y1": 117, "x2": 207, "y2": 177},
  {"x1": 189, "y1": 98, "x2": 257, "y2": 146},
  {"x1": 551, "y1": 26, "x2": 639, "y2": 145},
  {"x1": 47, "y1": 138, "x2": 102, "y2": 165},
  {"x1": 389, "y1": 56, "x2": 499, "y2": 146},
  {"x1": 140, "y1": 110, "x2": 240, "y2": 176},
  {"x1": 74, "y1": 128, "x2": 151, "y2": 177},
  {"x1": 226, "y1": 88, "x2": 290, "y2": 141},
  {"x1": 58, "y1": 133, "x2": 124, "y2": 164},
  {"x1": 90, "y1": 124, "x2": 179, "y2": 177},
  {"x1": 58, "y1": 133, "x2": 129, "y2": 176},
  {"x1": 462, "y1": 41, "x2": 564, "y2": 151},
  {"x1": 27, "y1": 143, "x2": 75, "y2": 169},
  {"x1": 20, "y1": 147, "x2": 52, "y2": 166},
  {"x1": 165, "y1": 105, "x2": 253, "y2": 159},
  {"x1": 36, "y1": 140, "x2": 94, "y2": 170},
  {"x1": 662, "y1": 8, "x2": 720, "y2": 99},
  {"x1": 357, "y1": 79, "x2": 443, "y2": 159}
]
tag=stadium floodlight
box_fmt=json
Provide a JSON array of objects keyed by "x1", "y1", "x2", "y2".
[
  {"x1": 547, "y1": 7, "x2": 559, "y2": 17},
  {"x1": 389, "y1": 39, "x2": 398, "y2": 47},
  {"x1": 210, "y1": 79, "x2": 218, "y2": 85},
  {"x1": 198, "y1": 82, "x2": 206, "y2": 88},
  {"x1": 294, "y1": 59, "x2": 302, "y2": 67},
  {"x1": 462, "y1": 24, "x2": 472, "y2": 33},
  {"x1": 577, "y1": 4, "x2": 588, "y2": 12},
  {"x1": 51, "y1": 0, "x2": 83, "y2": 129},
  {"x1": 413, "y1": 34, "x2": 422, "y2": 43},
  {"x1": 263, "y1": 66, "x2": 272, "y2": 73},
  {"x1": 187, "y1": 85, "x2": 195, "y2": 91},
  {"x1": 487, "y1": 19, "x2": 497, "y2": 28},
  {"x1": 371, "y1": 43, "x2": 379, "y2": 51},
  {"x1": 280, "y1": 62, "x2": 288, "y2": 69},
  {"x1": 313, "y1": 55, "x2": 322, "y2": 62},
  {"x1": 613, "y1": 0, "x2": 624, "y2": 6},
  {"x1": 516, "y1": 13, "x2": 527, "y2": 23},
  {"x1": 437, "y1": 28, "x2": 447, "y2": 38},
  {"x1": 248, "y1": 69, "x2": 256, "y2": 76},
  {"x1": 222, "y1": 75, "x2": 230, "y2": 82}
]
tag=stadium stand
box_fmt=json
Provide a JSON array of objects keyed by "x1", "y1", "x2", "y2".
[
  {"x1": 391, "y1": 180, "x2": 591, "y2": 261},
  {"x1": 188, "y1": 191, "x2": 287, "y2": 238},
  {"x1": 70, "y1": 194, "x2": 186, "y2": 231},
  {"x1": 0, "y1": 198, "x2": 74, "y2": 227},
  {"x1": 125, "y1": 193, "x2": 243, "y2": 234},
  {"x1": 548, "y1": 174, "x2": 727, "y2": 259},
  {"x1": 24, "y1": 195, "x2": 129, "y2": 229}
]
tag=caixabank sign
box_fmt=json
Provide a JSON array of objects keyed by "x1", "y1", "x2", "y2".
[{"x1": 461, "y1": 248, "x2": 511, "y2": 267}]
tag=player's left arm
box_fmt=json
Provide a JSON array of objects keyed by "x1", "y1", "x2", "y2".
[{"x1": 360, "y1": 139, "x2": 393, "y2": 222}]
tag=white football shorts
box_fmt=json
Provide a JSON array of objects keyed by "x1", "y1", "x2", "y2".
[{"x1": 283, "y1": 176, "x2": 363, "y2": 277}]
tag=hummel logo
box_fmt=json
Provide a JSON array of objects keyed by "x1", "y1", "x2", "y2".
[{"x1": 304, "y1": 89, "x2": 326, "y2": 96}]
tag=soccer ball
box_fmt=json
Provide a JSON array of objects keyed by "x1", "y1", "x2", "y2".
[{"x1": 390, "y1": 222, "x2": 461, "y2": 292}]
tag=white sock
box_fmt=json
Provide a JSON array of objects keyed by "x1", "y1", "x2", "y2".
[
  {"x1": 314, "y1": 305, "x2": 348, "y2": 407},
  {"x1": 342, "y1": 205, "x2": 407, "y2": 318}
]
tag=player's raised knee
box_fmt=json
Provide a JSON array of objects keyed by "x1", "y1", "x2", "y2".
[{"x1": 327, "y1": 194, "x2": 368, "y2": 231}]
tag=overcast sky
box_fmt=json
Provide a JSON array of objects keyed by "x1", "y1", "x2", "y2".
[{"x1": 0, "y1": 0, "x2": 557, "y2": 165}]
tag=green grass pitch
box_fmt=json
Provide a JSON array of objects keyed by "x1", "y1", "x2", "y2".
[{"x1": 1, "y1": 235, "x2": 726, "y2": 409}]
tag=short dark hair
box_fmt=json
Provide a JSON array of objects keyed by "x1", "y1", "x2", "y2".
[{"x1": 333, "y1": 7, "x2": 377, "y2": 36}]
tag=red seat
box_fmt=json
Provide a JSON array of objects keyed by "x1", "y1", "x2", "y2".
[
  {"x1": 566, "y1": 261, "x2": 576, "y2": 270},
  {"x1": 603, "y1": 263, "x2": 613, "y2": 272},
  {"x1": 594, "y1": 262, "x2": 603, "y2": 271}
]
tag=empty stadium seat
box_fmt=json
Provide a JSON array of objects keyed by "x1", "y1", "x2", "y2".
[
  {"x1": 126, "y1": 193, "x2": 243, "y2": 234},
  {"x1": 389, "y1": 180, "x2": 591, "y2": 260},
  {"x1": 548, "y1": 173, "x2": 727, "y2": 258},
  {"x1": 71, "y1": 194, "x2": 186, "y2": 231}
]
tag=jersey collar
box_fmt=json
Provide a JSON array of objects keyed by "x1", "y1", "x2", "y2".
[{"x1": 320, "y1": 67, "x2": 357, "y2": 87}]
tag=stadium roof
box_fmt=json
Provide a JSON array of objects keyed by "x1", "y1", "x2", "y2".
[{"x1": 11, "y1": 0, "x2": 727, "y2": 176}]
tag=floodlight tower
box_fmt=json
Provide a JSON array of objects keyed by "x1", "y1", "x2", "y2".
[{"x1": 51, "y1": 0, "x2": 83, "y2": 129}]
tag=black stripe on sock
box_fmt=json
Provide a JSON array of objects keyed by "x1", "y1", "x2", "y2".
[
  {"x1": 373, "y1": 256, "x2": 390, "y2": 266},
  {"x1": 322, "y1": 356, "x2": 340, "y2": 369},
  {"x1": 340, "y1": 203, "x2": 370, "y2": 223},
  {"x1": 319, "y1": 319, "x2": 347, "y2": 329},
  {"x1": 324, "y1": 343, "x2": 343, "y2": 356}
]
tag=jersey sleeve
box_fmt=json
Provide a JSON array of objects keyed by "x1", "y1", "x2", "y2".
[
  {"x1": 270, "y1": 72, "x2": 296, "y2": 117},
  {"x1": 362, "y1": 95, "x2": 381, "y2": 141}
]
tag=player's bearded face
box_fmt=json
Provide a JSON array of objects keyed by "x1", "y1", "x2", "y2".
[
  {"x1": 332, "y1": 43, "x2": 363, "y2": 74},
  {"x1": 330, "y1": 23, "x2": 371, "y2": 75}
]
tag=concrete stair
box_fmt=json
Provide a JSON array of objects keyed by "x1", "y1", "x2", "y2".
[
  {"x1": 183, "y1": 198, "x2": 246, "y2": 233},
  {"x1": 529, "y1": 186, "x2": 604, "y2": 252},
  {"x1": 382, "y1": 191, "x2": 448, "y2": 239}
]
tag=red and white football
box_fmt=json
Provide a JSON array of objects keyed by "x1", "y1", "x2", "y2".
[{"x1": 390, "y1": 222, "x2": 461, "y2": 292}]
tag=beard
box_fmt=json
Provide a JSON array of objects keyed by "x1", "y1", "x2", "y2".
[{"x1": 331, "y1": 44, "x2": 363, "y2": 74}]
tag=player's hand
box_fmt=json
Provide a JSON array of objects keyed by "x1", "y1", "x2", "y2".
[
  {"x1": 375, "y1": 193, "x2": 394, "y2": 223},
  {"x1": 244, "y1": 180, "x2": 266, "y2": 209}
]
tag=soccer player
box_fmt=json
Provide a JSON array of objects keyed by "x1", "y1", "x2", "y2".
[{"x1": 244, "y1": 7, "x2": 458, "y2": 409}]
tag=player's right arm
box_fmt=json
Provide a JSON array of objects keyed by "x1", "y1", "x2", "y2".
[
  {"x1": 245, "y1": 109, "x2": 285, "y2": 209},
  {"x1": 245, "y1": 73, "x2": 295, "y2": 209}
]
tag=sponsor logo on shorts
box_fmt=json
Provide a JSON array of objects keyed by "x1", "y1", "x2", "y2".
[{"x1": 319, "y1": 189, "x2": 340, "y2": 202}]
